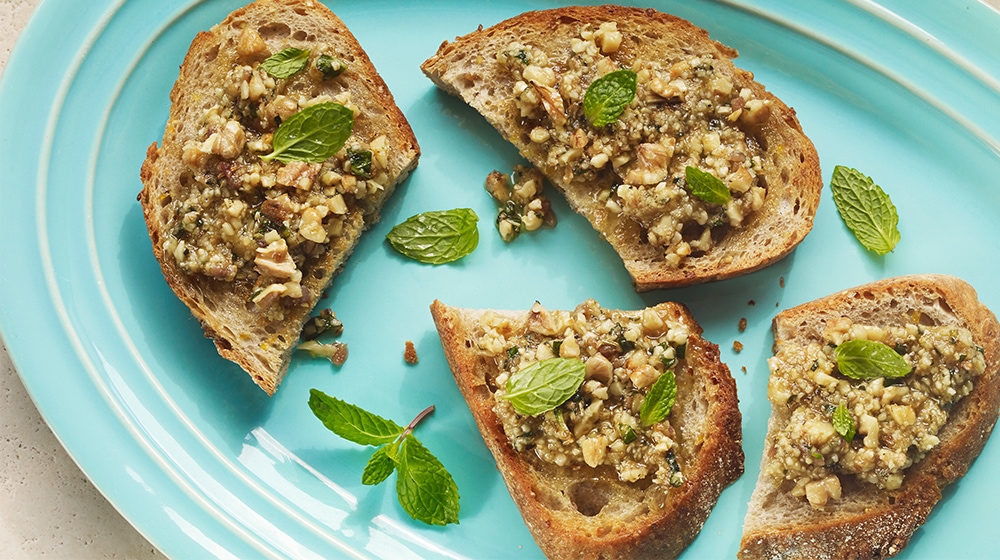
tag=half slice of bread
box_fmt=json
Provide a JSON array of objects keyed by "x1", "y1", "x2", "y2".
[
  {"x1": 422, "y1": 6, "x2": 821, "y2": 291},
  {"x1": 740, "y1": 274, "x2": 1000, "y2": 559},
  {"x1": 139, "y1": 0, "x2": 419, "y2": 394},
  {"x1": 431, "y1": 299, "x2": 743, "y2": 559}
]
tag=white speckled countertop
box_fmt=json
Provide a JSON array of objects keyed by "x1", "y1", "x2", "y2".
[{"x1": 0, "y1": 2, "x2": 159, "y2": 557}]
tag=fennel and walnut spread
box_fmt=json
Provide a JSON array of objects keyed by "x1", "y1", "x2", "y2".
[
  {"x1": 161, "y1": 27, "x2": 391, "y2": 319},
  {"x1": 473, "y1": 300, "x2": 690, "y2": 487},
  {"x1": 498, "y1": 21, "x2": 770, "y2": 267},
  {"x1": 766, "y1": 317, "x2": 986, "y2": 508}
]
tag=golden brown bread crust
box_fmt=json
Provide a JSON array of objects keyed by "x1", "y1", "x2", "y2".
[
  {"x1": 739, "y1": 275, "x2": 1000, "y2": 559},
  {"x1": 421, "y1": 5, "x2": 822, "y2": 291},
  {"x1": 431, "y1": 299, "x2": 744, "y2": 559},
  {"x1": 139, "y1": 0, "x2": 419, "y2": 394}
]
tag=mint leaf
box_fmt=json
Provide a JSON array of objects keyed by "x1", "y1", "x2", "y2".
[
  {"x1": 395, "y1": 435, "x2": 460, "y2": 526},
  {"x1": 640, "y1": 369, "x2": 677, "y2": 426},
  {"x1": 386, "y1": 208, "x2": 479, "y2": 264},
  {"x1": 834, "y1": 339, "x2": 911, "y2": 380},
  {"x1": 262, "y1": 102, "x2": 354, "y2": 164},
  {"x1": 308, "y1": 389, "x2": 404, "y2": 446},
  {"x1": 501, "y1": 357, "x2": 586, "y2": 416},
  {"x1": 362, "y1": 443, "x2": 398, "y2": 486},
  {"x1": 309, "y1": 397, "x2": 460, "y2": 526},
  {"x1": 832, "y1": 402, "x2": 856, "y2": 442},
  {"x1": 685, "y1": 166, "x2": 732, "y2": 205},
  {"x1": 830, "y1": 165, "x2": 900, "y2": 255},
  {"x1": 260, "y1": 47, "x2": 310, "y2": 79},
  {"x1": 584, "y1": 69, "x2": 637, "y2": 127}
]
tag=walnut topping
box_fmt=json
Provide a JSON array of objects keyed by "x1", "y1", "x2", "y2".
[
  {"x1": 766, "y1": 319, "x2": 986, "y2": 508},
  {"x1": 498, "y1": 21, "x2": 772, "y2": 269},
  {"x1": 161, "y1": 51, "x2": 393, "y2": 307},
  {"x1": 477, "y1": 300, "x2": 690, "y2": 486},
  {"x1": 254, "y1": 233, "x2": 299, "y2": 281}
]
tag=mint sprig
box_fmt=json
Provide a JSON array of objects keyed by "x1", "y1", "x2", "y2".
[
  {"x1": 308, "y1": 389, "x2": 460, "y2": 526},
  {"x1": 500, "y1": 357, "x2": 585, "y2": 416},
  {"x1": 386, "y1": 208, "x2": 479, "y2": 264},
  {"x1": 685, "y1": 166, "x2": 732, "y2": 205},
  {"x1": 834, "y1": 339, "x2": 911, "y2": 380},
  {"x1": 260, "y1": 47, "x2": 310, "y2": 79},
  {"x1": 640, "y1": 369, "x2": 677, "y2": 426},
  {"x1": 584, "y1": 69, "x2": 637, "y2": 127},
  {"x1": 830, "y1": 165, "x2": 900, "y2": 255},
  {"x1": 262, "y1": 102, "x2": 354, "y2": 164}
]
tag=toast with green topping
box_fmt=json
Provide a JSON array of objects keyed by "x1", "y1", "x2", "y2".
[
  {"x1": 431, "y1": 298, "x2": 743, "y2": 559},
  {"x1": 421, "y1": 5, "x2": 822, "y2": 291},
  {"x1": 139, "y1": 0, "x2": 419, "y2": 394},
  {"x1": 740, "y1": 274, "x2": 1000, "y2": 559}
]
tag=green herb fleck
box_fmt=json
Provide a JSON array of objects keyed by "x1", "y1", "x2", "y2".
[
  {"x1": 583, "y1": 69, "x2": 637, "y2": 127},
  {"x1": 262, "y1": 102, "x2": 354, "y2": 164},
  {"x1": 347, "y1": 148, "x2": 372, "y2": 179},
  {"x1": 685, "y1": 166, "x2": 732, "y2": 205},
  {"x1": 496, "y1": 200, "x2": 523, "y2": 242},
  {"x1": 620, "y1": 424, "x2": 637, "y2": 444},
  {"x1": 315, "y1": 54, "x2": 347, "y2": 79},
  {"x1": 301, "y1": 308, "x2": 344, "y2": 341},
  {"x1": 308, "y1": 390, "x2": 459, "y2": 525},
  {"x1": 659, "y1": 342, "x2": 677, "y2": 369},
  {"x1": 386, "y1": 208, "x2": 479, "y2": 264},
  {"x1": 832, "y1": 402, "x2": 856, "y2": 442},
  {"x1": 834, "y1": 339, "x2": 911, "y2": 380},
  {"x1": 640, "y1": 370, "x2": 677, "y2": 426},
  {"x1": 665, "y1": 450, "x2": 684, "y2": 487},
  {"x1": 830, "y1": 165, "x2": 900, "y2": 255},
  {"x1": 260, "y1": 47, "x2": 310, "y2": 79},
  {"x1": 611, "y1": 322, "x2": 636, "y2": 352},
  {"x1": 500, "y1": 357, "x2": 586, "y2": 416}
]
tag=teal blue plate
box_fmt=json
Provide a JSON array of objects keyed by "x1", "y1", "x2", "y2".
[{"x1": 2, "y1": 0, "x2": 999, "y2": 557}]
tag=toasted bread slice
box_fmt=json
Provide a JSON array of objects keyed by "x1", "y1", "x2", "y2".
[
  {"x1": 431, "y1": 299, "x2": 743, "y2": 559},
  {"x1": 139, "y1": 0, "x2": 419, "y2": 394},
  {"x1": 740, "y1": 275, "x2": 1000, "y2": 559},
  {"x1": 421, "y1": 5, "x2": 821, "y2": 291}
]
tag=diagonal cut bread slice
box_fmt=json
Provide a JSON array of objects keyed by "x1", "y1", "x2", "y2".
[
  {"x1": 139, "y1": 0, "x2": 419, "y2": 394},
  {"x1": 421, "y1": 5, "x2": 821, "y2": 291},
  {"x1": 431, "y1": 298, "x2": 743, "y2": 559},
  {"x1": 740, "y1": 274, "x2": 1000, "y2": 559}
]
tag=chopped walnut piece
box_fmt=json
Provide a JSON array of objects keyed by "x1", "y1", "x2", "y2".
[
  {"x1": 404, "y1": 340, "x2": 418, "y2": 364},
  {"x1": 255, "y1": 236, "x2": 299, "y2": 280},
  {"x1": 531, "y1": 80, "x2": 567, "y2": 126}
]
